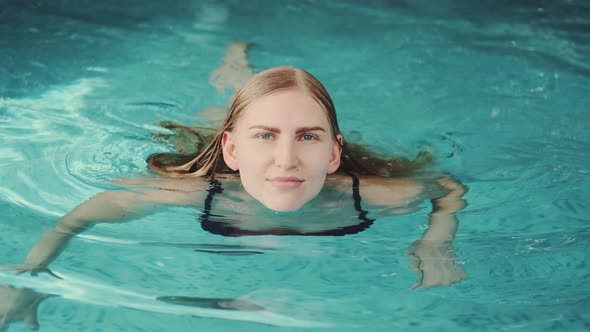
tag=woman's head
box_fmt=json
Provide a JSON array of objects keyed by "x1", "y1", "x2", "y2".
[{"x1": 221, "y1": 67, "x2": 344, "y2": 211}]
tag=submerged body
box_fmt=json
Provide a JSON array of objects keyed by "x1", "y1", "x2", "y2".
[{"x1": 110, "y1": 171, "x2": 445, "y2": 236}]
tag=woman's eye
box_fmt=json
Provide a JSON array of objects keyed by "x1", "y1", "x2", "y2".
[
  {"x1": 259, "y1": 133, "x2": 272, "y2": 140},
  {"x1": 301, "y1": 134, "x2": 315, "y2": 141}
]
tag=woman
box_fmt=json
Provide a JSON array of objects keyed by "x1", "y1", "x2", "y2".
[{"x1": 10, "y1": 44, "x2": 467, "y2": 290}]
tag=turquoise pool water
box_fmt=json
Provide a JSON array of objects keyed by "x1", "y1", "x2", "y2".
[{"x1": 1, "y1": 0, "x2": 589, "y2": 331}]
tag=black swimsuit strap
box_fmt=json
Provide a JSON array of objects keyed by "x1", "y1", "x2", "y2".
[
  {"x1": 349, "y1": 172, "x2": 375, "y2": 224},
  {"x1": 199, "y1": 178, "x2": 224, "y2": 224},
  {"x1": 199, "y1": 175, "x2": 375, "y2": 237}
]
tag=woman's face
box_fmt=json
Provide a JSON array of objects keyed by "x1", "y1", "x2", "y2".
[{"x1": 222, "y1": 89, "x2": 342, "y2": 211}]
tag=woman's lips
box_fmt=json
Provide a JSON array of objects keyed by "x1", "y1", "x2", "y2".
[{"x1": 269, "y1": 177, "x2": 304, "y2": 189}]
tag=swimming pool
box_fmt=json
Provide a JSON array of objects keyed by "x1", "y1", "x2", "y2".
[{"x1": 1, "y1": 0, "x2": 589, "y2": 331}]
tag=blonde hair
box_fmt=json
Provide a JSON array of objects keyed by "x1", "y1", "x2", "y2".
[{"x1": 148, "y1": 66, "x2": 432, "y2": 178}]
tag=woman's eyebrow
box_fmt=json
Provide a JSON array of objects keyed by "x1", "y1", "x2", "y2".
[
  {"x1": 248, "y1": 125, "x2": 326, "y2": 134},
  {"x1": 248, "y1": 125, "x2": 280, "y2": 133},
  {"x1": 295, "y1": 126, "x2": 326, "y2": 134}
]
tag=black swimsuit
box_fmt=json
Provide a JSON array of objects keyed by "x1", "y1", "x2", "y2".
[{"x1": 199, "y1": 175, "x2": 375, "y2": 237}]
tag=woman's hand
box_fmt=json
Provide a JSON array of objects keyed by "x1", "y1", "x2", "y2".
[
  {"x1": 3, "y1": 264, "x2": 62, "y2": 279},
  {"x1": 432, "y1": 175, "x2": 468, "y2": 213},
  {"x1": 2, "y1": 229, "x2": 73, "y2": 280},
  {"x1": 406, "y1": 240, "x2": 468, "y2": 289},
  {"x1": 0, "y1": 284, "x2": 55, "y2": 331}
]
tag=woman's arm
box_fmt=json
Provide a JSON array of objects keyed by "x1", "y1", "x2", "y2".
[
  {"x1": 419, "y1": 176, "x2": 466, "y2": 241},
  {"x1": 13, "y1": 179, "x2": 209, "y2": 276},
  {"x1": 19, "y1": 191, "x2": 156, "y2": 276},
  {"x1": 407, "y1": 176, "x2": 468, "y2": 288}
]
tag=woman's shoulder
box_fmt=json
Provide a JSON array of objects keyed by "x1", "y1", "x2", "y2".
[
  {"x1": 109, "y1": 174, "x2": 240, "y2": 192},
  {"x1": 103, "y1": 174, "x2": 241, "y2": 206},
  {"x1": 326, "y1": 173, "x2": 445, "y2": 208},
  {"x1": 359, "y1": 175, "x2": 424, "y2": 208}
]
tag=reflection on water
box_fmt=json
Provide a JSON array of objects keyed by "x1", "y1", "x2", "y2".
[
  {"x1": 157, "y1": 296, "x2": 264, "y2": 311},
  {"x1": 0, "y1": 272, "x2": 332, "y2": 328}
]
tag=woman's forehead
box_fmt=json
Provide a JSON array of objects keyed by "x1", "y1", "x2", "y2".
[{"x1": 238, "y1": 89, "x2": 329, "y2": 125}]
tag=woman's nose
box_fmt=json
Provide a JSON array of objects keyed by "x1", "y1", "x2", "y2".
[{"x1": 274, "y1": 140, "x2": 299, "y2": 169}]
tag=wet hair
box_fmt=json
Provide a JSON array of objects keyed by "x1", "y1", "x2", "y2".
[{"x1": 147, "y1": 66, "x2": 432, "y2": 178}]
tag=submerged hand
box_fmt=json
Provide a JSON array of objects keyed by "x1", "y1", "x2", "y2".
[
  {"x1": 0, "y1": 284, "x2": 55, "y2": 331},
  {"x1": 406, "y1": 241, "x2": 468, "y2": 289},
  {"x1": 433, "y1": 175, "x2": 468, "y2": 213},
  {"x1": 2, "y1": 265, "x2": 62, "y2": 279}
]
